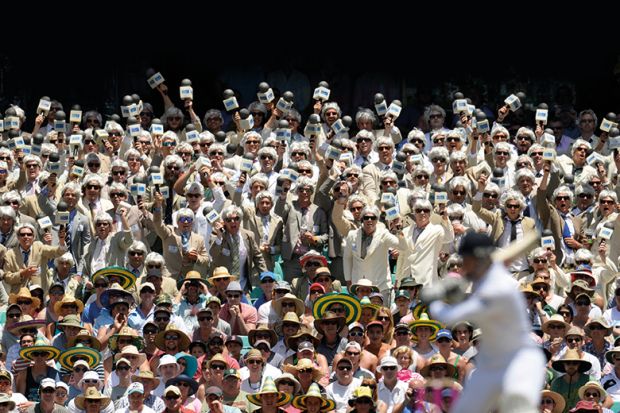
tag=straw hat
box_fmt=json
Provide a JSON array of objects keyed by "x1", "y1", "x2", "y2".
[
  {"x1": 59, "y1": 343, "x2": 102, "y2": 370},
  {"x1": 248, "y1": 326, "x2": 278, "y2": 347},
  {"x1": 75, "y1": 387, "x2": 111, "y2": 410},
  {"x1": 8, "y1": 315, "x2": 45, "y2": 335},
  {"x1": 540, "y1": 390, "x2": 565, "y2": 413},
  {"x1": 313, "y1": 311, "x2": 345, "y2": 336},
  {"x1": 53, "y1": 296, "x2": 84, "y2": 315},
  {"x1": 350, "y1": 279, "x2": 380, "y2": 296},
  {"x1": 100, "y1": 282, "x2": 135, "y2": 308},
  {"x1": 0, "y1": 394, "x2": 15, "y2": 410},
  {"x1": 420, "y1": 354, "x2": 456, "y2": 377},
  {"x1": 276, "y1": 312, "x2": 301, "y2": 335},
  {"x1": 409, "y1": 313, "x2": 443, "y2": 341},
  {"x1": 605, "y1": 346, "x2": 620, "y2": 364},
  {"x1": 131, "y1": 370, "x2": 161, "y2": 388},
  {"x1": 109, "y1": 326, "x2": 144, "y2": 352},
  {"x1": 283, "y1": 358, "x2": 323, "y2": 382},
  {"x1": 542, "y1": 314, "x2": 569, "y2": 336},
  {"x1": 68, "y1": 329, "x2": 102, "y2": 350},
  {"x1": 8, "y1": 287, "x2": 41, "y2": 309},
  {"x1": 286, "y1": 326, "x2": 320, "y2": 351},
  {"x1": 207, "y1": 354, "x2": 229, "y2": 370},
  {"x1": 552, "y1": 348, "x2": 592, "y2": 373},
  {"x1": 292, "y1": 383, "x2": 335, "y2": 412},
  {"x1": 155, "y1": 325, "x2": 191, "y2": 351},
  {"x1": 272, "y1": 294, "x2": 304, "y2": 317},
  {"x1": 519, "y1": 284, "x2": 541, "y2": 300},
  {"x1": 247, "y1": 376, "x2": 293, "y2": 407},
  {"x1": 584, "y1": 317, "x2": 612, "y2": 337},
  {"x1": 19, "y1": 336, "x2": 60, "y2": 361},
  {"x1": 359, "y1": 296, "x2": 381, "y2": 316},
  {"x1": 312, "y1": 292, "x2": 361, "y2": 324},
  {"x1": 577, "y1": 381, "x2": 606, "y2": 403},
  {"x1": 208, "y1": 266, "x2": 238, "y2": 284},
  {"x1": 93, "y1": 266, "x2": 136, "y2": 290},
  {"x1": 113, "y1": 345, "x2": 147, "y2": 365}
]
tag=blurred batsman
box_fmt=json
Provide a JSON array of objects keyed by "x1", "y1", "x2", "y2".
[{"x1": 423, "y1": 232, "x2": 545, "y2": 413}]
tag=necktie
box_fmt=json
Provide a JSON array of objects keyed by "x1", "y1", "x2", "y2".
[
  {"x1": 523, "y1": 199, "x2": 531, "y2": 218},
  {"x1": 510, "y1": 220, "x2": 519, "y2": 242},
  {"x1": 0, "y1": 233, "x2": 5, "y2": 245},
  {"x1": 361, "y1": 233, "x2": 372, "y2": 259},
  {"x1": 229, "y1": 234, "x2": 240, "y2": 276},
  {"x1": 165, "y1": 192, "x2": 174, "y2": 225},
  {"x1": 22, "y1": 250, "x2": 29, "y2": 265},
  {"x1": 65, "y1": 216, "x2": 72, "y2": 249},
  {"x1": 181, "y1": 232, "x2": 190, "y2": 253},
  {"x1": 562, "y1": 216, "x2": 572, "y2": 239}
]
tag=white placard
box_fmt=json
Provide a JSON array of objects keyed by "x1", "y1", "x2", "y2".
[
  {"x1": 542, "y1": 149, "x2": 556, "y2": 161},
  {"x1": 339, "y1": 152, "x2": 353, "y2": 166},
  {"x1": 150, "y1": 173, "x2": 164, "y2": 185},
  {"x1": 130, "y1": 183, "x2": 146, "y2": 196},
  {"x1": 150, "y1": 124, "x2": 164, "y2": 136},
  {"x1": 599, "y1": 227, "x2": 614, "y2": 240},
  {"x1": 609, "y1": 137, "x2": 620, "y2": 150},
  {"x1": 69, "y1": 134, "x2": 82, "y2": 146},
  {"x1": 239, "y1": 116, "x2": 254, "y2": 131},
  {"x1": 186, "y1": 130, "x2": 199, "y2": 143},
  {"x1": 587, "y1": 152, "x2": 604, "y2": 166},
  {"x1": 54, "y1": 120, "x2": 66, "y2": 132},
  {"x1": 206, "y1": 209, "x2": 220, "y2": 224},
  {"x1": 410, "y1": 154, "x2": 423, "y2": 164},
  {"x1": 71, "y1": 166, "x2": 84, "y2": 177},
  {"x1": 128, "y1": 123, "x2": 141, "y2": 137},
  {"x1": 159, "y1": 186, "x2": 170, "y2": 198},
  {"x1": 22, "y1": 146, "x2": 31, "y2": 155},
  {"x1": 381, "y1": 192, "x2": 396, "y2": 205},
  {"x1": 434, "y1": 192, "x2": 448, "y2": 204},
  {"x1": 257, "y1": 88, "x2": 275, "y2": 104},
  {"x1": 37, "y1": 99, "x2": 51, "y2": 114},
  {"x1": 452, "y1": 99, "x2": 468, "y2": 114},
  {"x1": 128, "y1": 104, "x2": 139, "y2": 117},
  {"x1": 14, "y1": 137, "x2": 25, "y2": 149},
  {"x1": 535, "y1": 109, "x2": 548, "y2": 125},
  {"x1": 276, "y1": 128, "x2": 292, "y2": 140},
  {"x1": 375, "y1": 100, "x2": 388, "y2": 116},
  {"x1": 477, "y1": 119, "x2": 490, "y2": 134},
  {"x1": 280, "y1": 169, "x2": 299, "y2": 182},
  {"x1": 55, "y1": 211, "x2": 70, "y2": 225},
  {"x1": 387, "y1": 103, "x2": 402, "y2": 118},
  {"x1": 276, "y1": 97, "x2": 293, "y2": 113},
  {"x1": 541, "y1": 236, "x2": 555, "y2": 249},
  {"x1": 325, "y1": 145, "x2": 342, "y2": 161},
  {"x1": 504, "y1": 94, "x2": 522, "y2": 112},
  {"x1": 121, "y1": 106, "x2": 130, "y2": 118},
  {"x1": 6, "y1": 116, "x2": 20, "y2": 130}
]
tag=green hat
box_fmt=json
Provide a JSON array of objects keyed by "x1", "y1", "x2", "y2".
[
  {"x1": 246, "y1": 376, "x2": 292, "y2": 407},
  {"x1": 312, "y1": 292, "x2": 361, "y2": 324},
  {"x1": 58, "y1": 314, "x2": 82, "y2": 329},
  {"x1": 412, "y1": 303, "x2": 429, "y2": 320},
  {"x1": 395, "y1": 290, "x2": 411, "y2": 300},
  {"x1": 205, "y1": 296, "x2": 222, "y2": 307},
  {"x1": 93, "y1": 266, "x2": 136, "y2": 290},
  {"x1": 58, "y1": 343, "x2": 102, "y2": 370},
  {"x1": 19, "y1": 337, "x2": 60, "y2": 361},
  {"x1": 409, "y1": 313, "x2": 443, "y2": 341},
  {"x1": 154, "y1": 294, "x2": 174, "y2": 306},
  {"x1": 292, "y1": 383, "x2": 335, "y2": 412}
]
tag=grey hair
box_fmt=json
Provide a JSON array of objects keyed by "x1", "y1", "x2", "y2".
[
  {"x1": 162, "y1": 131, "x2": 179, "y2": 143},
  {"x1": 176, "y1": 142, "x2": 194, "y2": 156},
  {"x1": 54, "y1": 252, "x2": 74, "y2": 267},
  {"x1": 380, "y1": 170, "x2": 398, "y2": 182},
  {"x1": 446, "y1": 203, "x2": 465, "y2": 216},
  {"x1": 82, "y1": 173, "x2": 105, "y2": 188},
  {"x1": 257, "y1": 146, "x2": 277, "y2": 160},
  {"x1": 575, "y1": 184, "x2": 595, "y2": 197},
  {"x1": 105, "y1": 121, "x2": 125, "y2": 135},
  {"x1": 241, "y1": 131, "x2": 262, "y2": 147},
  {"x1": 94, "y1": 212, "x2": 113, "y2": 223},
  {"x1": 484, "y1": 182, "x2": 500, "y2": 194},
  {"x1": 490, "y1": 124, "x2": 510, "y2": 139},
  {"x1": 111, "y1": 159, "x2": 129, "y2": 171},
  {"x1": 445, "y1": 253, "x2": 463, "y2": 268},
  {"x1": 61, "y1": 182, "x2": 82, "y2": 198},
  {"x1": 83, "y1": 111, "x2": 102, "y2": 128},
  {"x1": 515, "y1": 127, "x2": 535, "y2": 142},
  {"x1": 527, "y1": 144, "x2": 544, "y2": 156},
  {"x1": 598, "y1": 190, "x2": 618, "y2": 203},
  {"x1": 286, "y1": 108, "x2": 302, "y2": 123},
  {"x1": 347, "y1": 194, "x2": 367, "y2": 209},
  {"x1": 578, "y1": 109, "x2": 598, "y2": 126},
  {"x1": 499, "y1": 190, "x2": 525, "y2": 210},
  {"x1": 290, "y1": 141, "x2": 311, "y2": 158},
  {"x1": 552, "y1": 185, "x2": 573, "y2": 203},
  {"x1": 374, "y1": 136, "x2": 394, "y2": 151},
  {"x1": 249, "y1": 173, "x2": 269, "y2": 189},
  {"x1": 413, "y1": 199, "x2": 432, "y2": 211},
  {"x1": 515, "y1": 167, "x2": 535, "y2": 184},
  {"x1": 23, "y1": 155, "x2": 42, "y2": 168},
  {"x1": 449, "y1": 176, "x2": 470, "y2": 194},
  {"x1": 355, "y1": 109, "x2": 376, "y2": 126},
  {"x1": 407, "y1": 189, "x2": 428, "y2": 208},
  {"x1": 343, "y1": 165, "x2": 362, "y2": 176},
  {"x1": 429, "y1": 146, "x2": 449, "y2": 161},
  {"x1": 401, "y1": 143, "x2": 418, "y2": 154},
  {"x1": 129, "y1": 240, "x2": 148, "y2": 254},
  {"x1": 320, "y1": 102, "x2": 341, "y2": 121},
  {"x1": 163, "y1": 155, "x2": 183, "y2": 168},
  {"x1": 221, "y1": 205, "x2": 243, "y2": 221},
  {"x1": 124, "y1": 148, "x2": 141, "y2": 161},
  {"x1": 0, "y1": 206, "x2": 15, "y2": 220},
  {"x1": 255, "y1": 190, "x2": 274, "y2": 207},
  {"x1": 413, "y1": 165, "x2": 432, "y2": 177},
  {"x1": 209, "y1": 143, "x2": 226, "y2": 155},
  {"x1": 407, "y1": 128, "x2": 426, "y2": 143},
  {"x1": 145, "y1": 251, "x2": 165, "y2": 265},
  {"x1": 355, "y1": 129, "x2": 375, "y2": 143},
  {"x1": 2, "y1": 190, "x2": 20, "y2": 204},
  {"x1": 494, "y1": 142, "x2": 511, "y2": 156},
  {"x1": 450, "y1": 150, "x2": 467, "y2": 163},
  {"x1": 446, "y1": 129, "x2": 464, "y2": 144},
  {"x1": 360, "y1": 205, "x2": 380, "y2": 218},
  {"x1": 575, "y1": 248, "x2": 593, "y2": 262},
  {"x1": 248, "y1": 101, "x2": 268, "y2": 117},
  {"x1": 163, "y1": 107, "x2": 184, "y2": 124},
  {"x1": 571, "y1": 139, "x2": 591, "y2": 156},
  {"x1": 297, "y1": 160, "x2": 313, "y2": 172},
  {"x1": 527, "y1": 247, "x2": 547, "y2": 263},
  {"x1": 199, "y1": 131, "x2": 215, "y2": 143},
  {"x1": 203, "y1": 109, "x2": 223, "y2": 124},
  {"x1": 515, "y1": 154, "x2": 534, "y2": 169},
  {"x1": 295, "y1": 176, "x2": 314, "y2": 193},
  {"x1": 424, "y1": 105, "x2": 446, "y2": 124},
  {"x1": 176, "y1": 208, "x2": 195, "y2": 221},
  {"x1": 15, "y1": 223, "x2": 36, "y2": 235},
  {"x1": 109, "y1": 182, "x2": 128, "y2": 195}
]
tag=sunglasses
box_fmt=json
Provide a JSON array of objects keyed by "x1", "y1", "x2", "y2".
[
  {"x1": 566, "y1": 337, "x2": 582, "y2": 343},
  {"x1": 225, "y1": 217, "x2": 240, "y2": 223},
  {"x1": 164, "y1": 334, "x2": 179, "y2": 340},
  {"x1": 247, "y1": 359, "x2": 262, "y2": 365},
  {"x1": 211, "y1": 364, "x2": 226, "y2": 370},
  {"x1": 178, "y1": 216, "x2": 193, "y2": 223},
  {"x1": 305, "y1": 261, "x2": 322, "y2": 268},
  {"x1": 362, "y1": 216, "x2": 377, "y2": 221},
  {"x1": 74, "y1": 367, "x2": 88, "y2": 373},
  {"x1": 227, "y1": 294, "x2": 241, "y2": 299},
  {"x1": 165, "y1": 395, "x2": 180, "y2": 401},
  {"x1": 533, "y1": 258, "x2": 547, "y2": 264},
  {"x1": 116, "y1": 365, "x2": 131, "y2": 371},
  {"x1": 337, "y1": 365, "x2": 352, "y2": 371}
]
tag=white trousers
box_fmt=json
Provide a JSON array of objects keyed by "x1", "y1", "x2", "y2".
[{"x1": 451, "y1": 346, "x2": 545, "y2": 413}]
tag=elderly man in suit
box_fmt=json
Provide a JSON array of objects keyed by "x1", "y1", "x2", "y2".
[
  {"x1": 343, "y1": 205, "x2": 401, "y2": 304},
  {"x1": 39, "y1": 181, "x2": 91, "y2": 274},
  {"x1": 149, "y1": 191, "x2": 210, "y2": 280},
  {"x1": 473, "y1": 175, "x2": 536, "y2": 278},
  {"x1": 361, "y1": 137, "x2": 395, "y2": 204},
  {"x1": 275, "y1": 176, "x2": 328, "y2": 282},
  {"x1": 211, "y1": 205, "x2": 267, "y2": 291},
  {"x1": 78, "y1": 174, "x2": 114, "y2": 233},
  {"x1": 239, "y1": 190, "x2": 283, "y2": 272},
  {"x1": 0, "y1": 206, "x2": 18, "y2": 249},
  {"x1": 3, "y1": 222, "x2": 67, "y2": 294},
  {"x1": 80, "y1": 210, "x2": 133, "y2": 280},
  {"x1": 105, "y1": 182, "x2": 145, "y2": 242},
  {"x1": 395, "y1": 199, "x2": 454, "y2": 287}
]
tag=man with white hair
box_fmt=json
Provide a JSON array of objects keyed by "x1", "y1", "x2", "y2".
[
  {"x1": 0, "y1": 205, "x2": 17, "y2": 248},
  {"x1": 136, "y1": 252, "x2": 178, "y2": 297},
  {"x1": 361, "y1": 137, "x2": 395, "y2": 204},
  {"x1": 556, "y1": 139, "x2": 597, "y2": 181},
  {"x1": 79, "y1": 174, "x2": 114, "y2": 231},
  {"x1": 3, "y1": 222, "x2": 67, "y2": 293},
  {"x1": 16, "y1": 154, "x2": 43, "y2": 197},
  {"x1": 80, "y1": 209, "x2": 133, "y2": 278}
]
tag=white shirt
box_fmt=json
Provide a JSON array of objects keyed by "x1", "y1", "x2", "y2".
[
  {"x1": 604, "y1": 307, "x2": 620, "y2": 327},
  {"x1": 326, "y1": 377, "x2": 362, "y2": 413},
  {"x1": 602, "y1": 369, "x2": 620, "y2": 401},
  {"x1": 377, "y1": 379, "x2": 408, "y2": 413},
  {"x1": 117, "y1": 406, "x2": 156, "y2": 413}
]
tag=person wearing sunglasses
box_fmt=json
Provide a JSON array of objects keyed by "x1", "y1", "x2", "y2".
[
  {"x1": 326, "y1": 358, "x2": 361, "y2": 413},
  {"x1": 138, "y1": 252, "x2": 177, "y2": 298}
]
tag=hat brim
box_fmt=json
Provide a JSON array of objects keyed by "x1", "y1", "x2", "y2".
[
  {"x1": 155, "y1": 329, "x2": 191, "y2": 352},
  {"x1": 54, "y1": 299, "x2": 85, "y2": 315},
  {"x1": 8, "y1": 294, "x2": 41, "y2": 309},
  {"x1": 283, "y1": 363, "x2": 323, "y2": 382},
  {"x1": 131, "y1": 374, "x2": 161, "y2": 388},
  {"x1": 249, "y1": 329, "x2": 278, "y2": 347},
  {"x1": 299, "y1": 255, "x2": 328, "y2": 268},
  {"x1": 207, "y1": 274, "x2": 238, "y2": 284},
  {"x1": 109, "y1": 335, "x2": 145, "y2": 352},
  {"x1": 409, "y1": 319, "x2": 443, "y2": 341},
  {"x1": 542, "y1": 390, "x2": 566, "y2": 413},
  {"x1": 176, "y1": 353, "x2": 198, "y2": 377},
  {"x1": 571, "y1": 272, "x2": 596, "y2": 288},
  {"x1": 293, "y1": 395, "x2": 336, "y2": 412},
  {"x1": 585, "y1": 321, "x2": 612, "y2": 337},
  {"x1": 286, "y1": 331, "x2": 320, "y2": 351},
  {"x1": 20, "y1": 345, "x2": 61, "y2": 361},
  {"x1": 93, "y1": 266, "x2": 136, "y2": 290},
  {"x1": 420, "y1": 362, "x2": 456, "y2": 378},
  {"x1": 350, "y1": 284, "x2": 380, "y2": 296},
  {"x1": 312, "y1": 293, "x2": 361, "y2": 324},
  {"x1": 75, "y1": 395, "x2": 111, "y2": 410},
  {"x1": 247, "y1": 391, "x2": 292, "y2": 407},
  {"x1": 314, "y1": 316, "x2": 346, "y2": 336},
  {"x1": 8, "y1": 319, "x2": 46, "y2": 334},
  {"x1": 273, "y1": 297, "x2": 305, "y2": 318},
  {"x1": 59, "y1": 346, "x2": 102, "y2": 370},
  {"x1": 68, "y1": 334, "x2": 102, "y2": 351},
  {"x1": 166, "y1": 376, "x2": 198, "y2": 396},
  {"x1": 542, "y1": 319, "x2": 569, "y2": 336},
  {"x1": 552, "y1": 359, "x2": 592, "y2": 373},
  {"x1": 412, "y1": 303, "x2": 429, "y2": 320}
]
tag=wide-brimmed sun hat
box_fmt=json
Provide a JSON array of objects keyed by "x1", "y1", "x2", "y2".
[
  {"x1": 312, "y1": 292, "x2": 361, "y2": 324},
  {"x1": 542, "y1": 314, "x2": 569, "y2": 336},
  {"x1": 166, "y1": 374, "x2": 199, "y2": 396},
  {"x1": 552, "y1": 348, "x2": 592, "y2": 373},
  {"x1": 109, "y1": 326, "x2": 145, "y2": 352},
  {"x1": 247, "y1": 376, "x2": 292, "y2": 407},
  {"x1": 313, "y1": 311, "x2": 346, "y2": 336},
  {"x1": 8, "y1": 315, "x2": 45, "y2": 335},
  {"x1": 155, "y1": 325, "x2": 191, "y2": 352},
  {"x1": 19, "y1": 336, "x2": 60, "y2": 361},
  {"x1": 409, "y1": 313, "x2": 443, "y2": 341},
  {"x1": 93, "y1": 266, "x2": 136, "y2": 290},
  {"x1": 286, "y1": 326, "x2": 320, "y2": 350},
  {"x1": 577, "y1": 381, "x2": 607, "y2": 403},
  {"x1": 350, "y1": 279, "x2": 380, "y2": 296},
  {"x1": 53, "y1": 296, "x2": 84, "y2": 314},
  {"x1": 248, "y1": 325, "x2": 278, "y2": 347},
  {"x1": 420, "y1": 354, "x2": 456, "y2": 377},
  {"x1": 75, "y1": 387, "x2": 111, "y2": 410},
  {"x1": 59, "y1": 343, "x2": 102, "y2": 370},
  {"x1": 540, "y1": 390, "x2": 565, "y2": 413},
  {"x1": 9, "y1": 287, "x2": 41, "y2": 308},
  {"x1": 293, "y1": 382, "x2": 335, "y2": 412},
  {"x1": 272, "y1": 293, "x2": 305, "y2": 317}
]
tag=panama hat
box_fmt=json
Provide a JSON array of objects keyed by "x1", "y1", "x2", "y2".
[
  {"x1": 8, "y1": 287, "x2": 41, "y2": 309},
  {"x1": 540, "y1": 390, "x2": 565, "y2": 413},
  {"x1": 313, "y1": 311, "x2": 345, "y2": 336},
  {"x1": 577, "y1": 381, "x2": 606, "y2": 403},
  {"x1": 68, "y1": 329, "x2": 102, "y2": 350},
  {"x1": 542, "y1": 314, "x2": 569, "y2": 336},
  {"x1": 350, "y1": 279, "x2": 380, "y2": 296},
  {"x1": 272, "y1": 293, "x2": 304, "y2": 317},
  {"x1": 100, "y1": 282, "x2": 135, "y2": 308},
  {"x1": 208, "y1": 266, "x2": 238, "y2": 284},
  {"x1": 286, "y1": 326, "x2": 320, "y2": 351},
  {"x1": 275, "y1": 373, "x2": 301, "y2": 395},
  {"x1": 347, "y1": 386, "x2": 375, "y2": 407},
  {"x1": 569, "y1": 279, "x2": 594, "y2": 297},
  {"x1": 131, "y1": 370, "x2": 161, "y2": 388},
  {"x1": 605, "y1": 346, "x2": 620, "y2": 364},
  {"x1": 8, "y1": 315, "x2": 45, "y2": 335},
  {"x1": 283, "y1": 358, "x2": 323, "y2": 382},
  {"x1": 155, "y1": 325, "x2": 191, "y2": 351},
  {"x1": 75, "y1": 387, "x2": 111, "y2": 410},
  {"x1": 312, "y1": 292, "x2": 361, "y2": 324},
  {"x1": 53, "y1": 296, "x2": 84, "y2": 315},
  {"x1": 299, "y1": 253, "x2": 327, "y2": 268},
  {"x1": 20, "y1": 336, "x2": 60, "y2": 361},
  {"x1": 293, "y1": 383, "x2": 335, "y2": 412},
  {"x1": 93, "y1": 266, "x2": 136, "y2": 290},
  {"x1": 109, "y1": 326, "x2": 144, "y2": 352},
  {"x1": 247, "y1": 376, "x2": 292, "y2": 407},
  {"x1": 178, "y1": 270, "x2": 208, "y2": 289},
  {"x1": 59, "y1": 343, "x2": 102, "y2": 370},
  {"x1": 552, "y1": 348, "x2": 592, "y2": 373},
  {"x1": 166, "y1": 374, "x2": 198, "y2": 396},
  {"x1": 248, "y1": 325, "x2": 278, "y2": 347},
  {"x1": 584, "y1": 317, "x2": 612, "y2": 337},
  {"x1": 113, "y1": 345, "x2": 147, "y2": 365},
  {"x1": 420, "y1": 354, "x2": 456, "y2": 377},
  {"x1": 276, "y1": 312, "x2": 301, "y2": 335},
  {"x1": 409, "y1": 313, "x2": 443, "y2": 341}
]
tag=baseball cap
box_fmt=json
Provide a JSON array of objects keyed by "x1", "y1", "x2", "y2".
[
  {"x1": 226, "y1": 335, "x2": 243, "y2": 346},
  {"x1": 309, "y1": 283, "x2": 325, "y2": 293},
  {"x1": 297, "y1": 341, "x2": 314, "y2": 352},
  {"x1": 206, "y1": 296, "x2": 222, "y2": 307},
  {"x1": 127, "y1": 382, "x2": 144, "y2": 395},
  {"x1": 73, "y1": 359, "x2": 90, "y2": 370},
  {"x1": 40, "y1": 378, "x2": 56, "y2": 389},
  {"x1": 254, "y1": 339, "x2": 271, "y2": 350},
  {"x1": 395, "y1": 290, "x2": 410, "y2": 300},
  {"x1": 260, "y1": 272, "x2": 276, "y2": 282},
  {"x1": 345, "y1": 341, "x2": 361, "y2": 352},
  {"x1": 140, "y1": 282, "x2": 156, "y2": 293},
  {"x1": 379, "y1": 356, "x2": 398, "y2": 368},
  {"x1": 116, "y1": 357, "x2": 131, "y2": 367},
  {"x1": 205, "y1": 386, "x2": 223, "y2": 397},
  {"x1": 274, "y1": 281, "x2": 292, "y2": 292},
  {"x1": 165, "y1": 385, "x2": 181, "y2": 397},
  {"x1": 223, "y1": 369, "x2": 240, "y2": 379},
  {"x1": 436, "y1": 329, "x2": 453, "y2": 340}
]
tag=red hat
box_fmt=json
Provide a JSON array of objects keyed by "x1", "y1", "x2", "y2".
[
  {"x1": 569, "y1": 400, "x2": 597, "y2": 412},
  {"x1": 309, "y1": 283, "x2": 325, "y2": 293},
  {"x1": 299, "y1": 254, "x2": 328, "y2": 268}
]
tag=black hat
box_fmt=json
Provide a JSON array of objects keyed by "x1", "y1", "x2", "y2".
[{"x1": 457, "y1": 232, "x2": 494, "y2": 258}]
